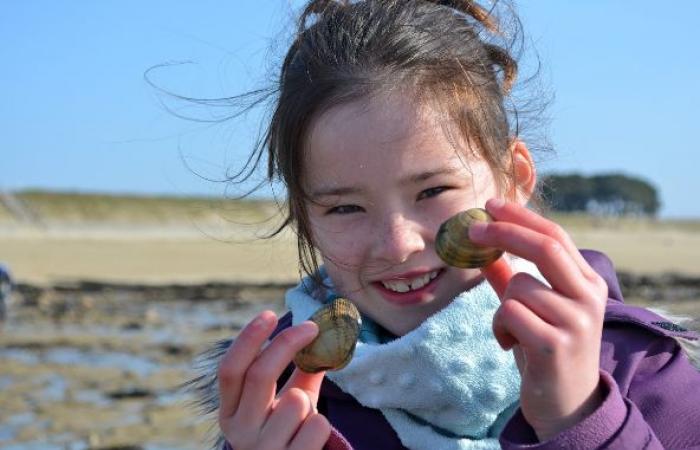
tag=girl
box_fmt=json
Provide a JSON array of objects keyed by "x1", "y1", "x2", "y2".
[{"x1": 189, "y1": 1, "x2": 700, "y2": 449}]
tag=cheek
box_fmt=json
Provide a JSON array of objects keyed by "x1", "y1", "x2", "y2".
[
  {"x1": 311, "y1": 221, "x2": 367, "y2": 266},
  {"x1": 422, "y1": 192, "x2": 480, "y2": 232},
  {"x1": 319, "y1": 240, "x2": 363, "y2": 268},
  {"x1": 321, "y1": 253, "x2": 369, "y2": 298}
]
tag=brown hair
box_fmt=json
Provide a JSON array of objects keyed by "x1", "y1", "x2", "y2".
[{"x1": 172, "y1": 0, "x2": 548, "y2": 280}]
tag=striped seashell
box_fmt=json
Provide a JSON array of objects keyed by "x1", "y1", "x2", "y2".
[
  {"x1": 435, "y1": 208, "x2": 503, "y2": 268},
  {"x1": 294, "y1": 297, "x2": 361, "y2": 373}
]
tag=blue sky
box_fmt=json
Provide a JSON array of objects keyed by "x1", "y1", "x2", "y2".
[{"x1": 2, "y1": 1, "x2": 699, "y2": 218}]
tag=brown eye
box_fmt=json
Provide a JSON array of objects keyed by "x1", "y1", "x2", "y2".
[
  {"x1": 417, "y1": 186, "x2": 448, "y2": 201},
  {"x1": 326, "y1": 204, "x2": 363, "y2": 215}
]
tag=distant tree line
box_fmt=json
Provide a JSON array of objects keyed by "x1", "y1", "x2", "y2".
[{"x1": 540, "y1": 173, "x2": 660, "y2": 217}]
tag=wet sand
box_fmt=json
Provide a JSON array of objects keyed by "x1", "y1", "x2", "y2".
[{"x1": 0, "y1": 280, "x2": 291, "y2": 449}]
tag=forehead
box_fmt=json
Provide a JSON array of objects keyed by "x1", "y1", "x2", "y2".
[
  {"x1": 309, "y1": 92, "x2": 425, "y2": 151},
  {"x1": 303, "y1": 92, "x2": 475, "y2": 183}
]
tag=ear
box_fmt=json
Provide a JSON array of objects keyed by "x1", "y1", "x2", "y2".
[{"x1": 508, "y1": 140, "x2": 537, "y2": 205}]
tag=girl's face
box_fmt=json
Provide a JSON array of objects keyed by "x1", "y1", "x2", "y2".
[{"x1": 303, "y1": 92, "x2": 513, "y2": 336}]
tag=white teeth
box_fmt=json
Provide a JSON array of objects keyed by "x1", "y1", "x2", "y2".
[
  {"x1": 383, "y1": 280, "x2": 410, "y2": 292},
  {"x1": 410, "y1": 273, "x2": 430, "y2": 290},
  {"x1": 394, "y1": 281, "x2": 411, "y2": 292},
  {"x1": 381, "y1": 270, "x2": 439, "y2": 293}
]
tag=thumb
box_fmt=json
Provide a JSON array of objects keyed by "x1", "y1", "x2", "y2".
[
  {"x1": 512, "y1": 344, "x2": 526, "y2": 374},
  {"x1": 280, "y1": 367, "x2": 326, "y2": 410},
  {"x1": 481, "y1": 256, "x2": 513, "y2": 300},
  {"x1": 485, "y1": 256, "x2": 520, "y2": 352}
]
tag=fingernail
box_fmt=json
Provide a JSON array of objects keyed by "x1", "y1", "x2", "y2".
[
  {"x1": 488, "y1": 198, "x2": 505, "y2": 210},
  {"x1": 250, "y1": 311, "x2": 272, "y2": 329},
  {"x1": 469, "y1": 221, "x2": 488, "y2": 240},
  {"x1": 297, "y1": 321, "x2": 318, "y2": 337}
]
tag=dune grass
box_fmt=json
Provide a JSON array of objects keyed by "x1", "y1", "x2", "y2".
[{"x1": 1, "y1": 190, "x2": 284, "y2": 226}]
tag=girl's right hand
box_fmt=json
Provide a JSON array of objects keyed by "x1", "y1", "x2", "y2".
[{"x1": 217, "y1": 310, "x2": 331, "y2": 450}]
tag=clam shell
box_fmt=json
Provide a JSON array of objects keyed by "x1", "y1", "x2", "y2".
[
  {"x1": 435, "y1": 208, "x2": 503, "y2": 268},
  {"x1": 293, "y1": 297, "x2": 361, "y2": 373}
]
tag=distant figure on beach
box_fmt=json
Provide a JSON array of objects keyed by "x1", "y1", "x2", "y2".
[{"x1": 0, "y1": 263, "x2": 13, "y2": 324}]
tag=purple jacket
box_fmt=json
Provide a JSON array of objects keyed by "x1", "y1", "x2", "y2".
[{"x1": 222, "y1": 250, "x2": 700, "y2": 449}]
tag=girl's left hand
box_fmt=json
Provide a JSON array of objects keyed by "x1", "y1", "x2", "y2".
[{"x1": 468, "y1": 198, "x2": 608, "y2": 442}]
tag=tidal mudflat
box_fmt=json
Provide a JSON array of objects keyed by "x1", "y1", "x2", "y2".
[{"x1": 0, "y1": 281, "x2": 291, "y2": 449}]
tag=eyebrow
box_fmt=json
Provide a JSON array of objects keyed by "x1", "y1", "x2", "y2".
[
  {"x1": 309, "y1": 166, "x2": 461, "y2": 199},
  {"x1": 309, "y1": 186, "x2": 363, "y2": 199},
  {"x1": 401, "y1": 166, "x2": 462, "y2": 184}
]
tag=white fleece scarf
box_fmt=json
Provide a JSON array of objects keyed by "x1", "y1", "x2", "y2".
[{"x1": 286, "y1": 258, "x2": 544, "y2": 450}]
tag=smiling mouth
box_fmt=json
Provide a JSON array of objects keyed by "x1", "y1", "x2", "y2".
[{"x1": 380, "y1": 269, "x2": 441, "y2": 293}]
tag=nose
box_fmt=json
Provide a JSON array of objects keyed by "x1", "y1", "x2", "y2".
[{"x1": 371, "y1": 213, "x2": 426, "y2": 265}]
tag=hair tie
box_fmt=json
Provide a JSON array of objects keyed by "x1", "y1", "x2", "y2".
[{"x1": 431, "y1": 0, "x2": 498, "y2": 33}]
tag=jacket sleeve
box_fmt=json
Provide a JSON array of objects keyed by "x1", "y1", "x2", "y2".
[
  {"x1": 500, "y1": 337, "x2": 700, "y2": 449},
  {"x1": 499, "y1": 370, "x2": 663, "y2": 449}
]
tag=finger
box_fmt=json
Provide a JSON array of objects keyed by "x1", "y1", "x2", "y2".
[
  {"x1": 288, "y1": 412, "x2": 332, "y2": 450},
  {"x1": 470, "y1": 219, "x2": 591, "y2": 301},
  {"x1": 485, "y1": 199, "x2": 598, "y2": 280},
  {"x1": 217, "y1": 310, "x2": 278, "y2": 420},
  {"x1": 493, "y1": 298, "x2": 559, "y2": 362},
  {"x1": 236, "y1": 321, "x2": 319, "y2": 426},
  {"x1": 504, "y1": 272, "x2": 580, "y2": 327},
  {"x1": 259, "y1": 387, "x2": 314, "y2": 447},
  {"x1": 481, "y1": 255, "x2": 513, "y2": 300},
  {"x1": 512, "y1": 343, "x2": 526, "y2": 374},
  {"x1": 280, "y1": 367, "x2": 327, "y2": 409}
]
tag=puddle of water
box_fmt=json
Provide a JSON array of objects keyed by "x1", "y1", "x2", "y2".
[
  {"x1": 72, "y1": 388, "x2": 111, "y2": 406},
  {"x1": 2, "y1": 299, "x2": 265, "y2": 345},
  {"x1": 0, "y1": 348, "x2": 40, "y2": 365},
  {"x1": 145, "y1": 444, "x2": 202, "y2": 450},
  {"x1": 155, "y1": 390, "x2": 187, "y2": 407},
  {"x1": 154, "y1": 299, "x2": 283, "y2": 332},
  {"x1": 44, "y1": 347, "x2": 159, "y2": 377},
  {"x1": 0, "y1": 375, "x2": 14, "y2": 389},
  {"x1": 0, "y1": 438, "x2": 200, "y2": 450},
  {"x1": 149, "y1": 302, "x2": 239, "y2": 337},
  {"x1": 38, "y1": 374, "x2": 68, "y2": 402},
  {"x1": 0, "y1": 346, "x2": 170, "y2": 378},
  {"x1": 0, "y1": 442, "x2": 64, "y2": 450},
  {"x1": 6, "y1": 412, "x2": 35, "y2": 427},
  {"x1": 0, "y1": 426, "x2": 16, "y2": 441}
]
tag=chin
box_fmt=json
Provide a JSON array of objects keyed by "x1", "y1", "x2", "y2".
[{"x1": 379, "y1": 310, "x2": 436, "y2": 337}]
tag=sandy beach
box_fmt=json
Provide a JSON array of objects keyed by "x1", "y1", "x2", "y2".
[
  {"x1": 2, "y1": 221, "x2": 700, "y2": 286},
  {"x1": 0, "y1": 225, "x2": 301, "y2": 285}
]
